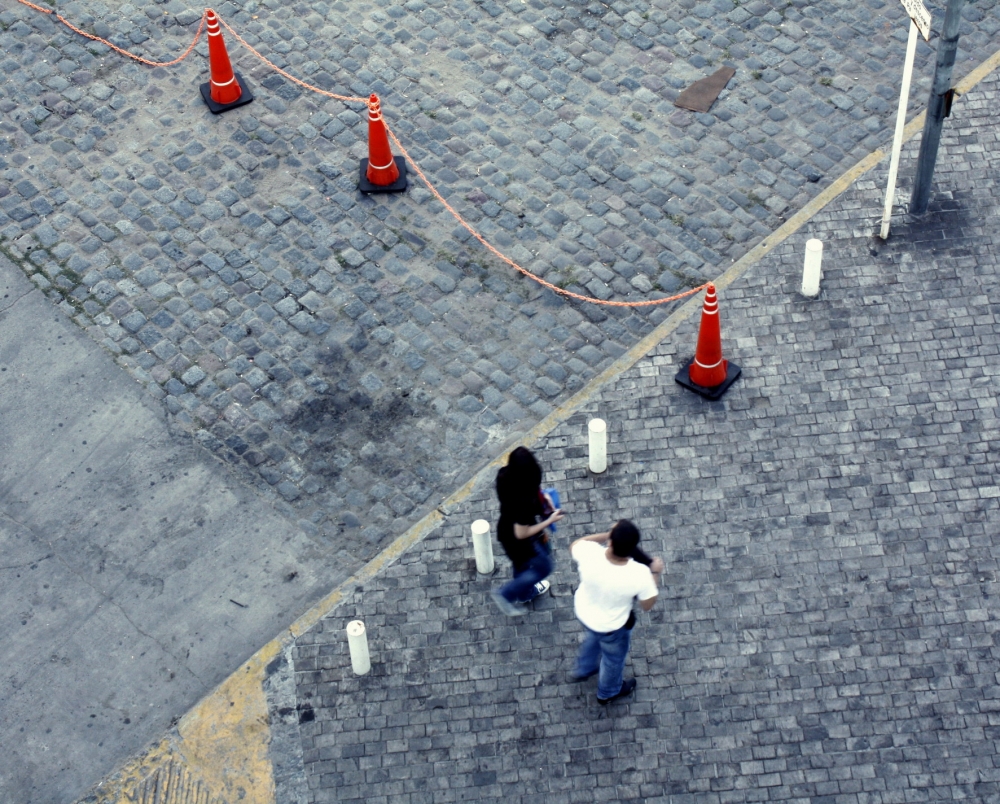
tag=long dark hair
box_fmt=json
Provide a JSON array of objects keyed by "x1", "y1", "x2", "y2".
[{"x1": 496, "y1": 446, "x2": 542, "y2": 501}]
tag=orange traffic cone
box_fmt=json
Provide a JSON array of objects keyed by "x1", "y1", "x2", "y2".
[
  {"x1": 199, "y1": 9, "x2": 253, "y2": 114},
  {"x1": 675, "y1": 283, "x2": 741, "y2": 399},
  {"x1": 359, "y1": 94, "x2": 407, "y2": 193}
]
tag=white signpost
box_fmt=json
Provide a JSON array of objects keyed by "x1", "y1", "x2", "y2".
[
  {"x1": 901, "y1": 0, "x2": 933, "y2": 40},
  {"x1": 880, "y1": 0, "x2": 933, "y2": 240}
]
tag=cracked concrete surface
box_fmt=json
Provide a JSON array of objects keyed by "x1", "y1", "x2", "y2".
[{"x1": 0, "y1": 253, "x2": 360, "y2": 804}]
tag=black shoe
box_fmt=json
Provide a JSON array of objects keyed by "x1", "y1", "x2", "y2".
[
  {"x1": 597, "y1": 678, "x2": 637, "y2": 705},
  {"x1": 570, "y1": 669, "x2": 598, "y2": 682}
]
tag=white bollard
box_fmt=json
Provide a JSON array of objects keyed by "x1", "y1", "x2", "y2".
[
  {"x1": 588, "y1": 418, "x2": 607, "y2": 473},
  {"x1": 346, "y1": 620, "x2": 371, "y2": 675},
  {"x1": 471, "y1": 519, "x2": 494, "y2": 574},
  {"x1": 801, "y1": 238, "x2": 823, "y2": 298}
]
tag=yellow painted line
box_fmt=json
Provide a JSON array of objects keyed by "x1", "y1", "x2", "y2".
[
  {"x1": 955, "y1": 47, "x2": 1000, "y2": 94},
  {"x1": 85, "y1": 48, "x2": 1000, "y2": 804},
  {"x1": 287, "y1": 510, "x2": 445, "y2": 638}
]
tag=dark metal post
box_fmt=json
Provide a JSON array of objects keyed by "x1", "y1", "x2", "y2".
[{"x1": 909, "y1": 0, "x2": 966, "y2": 214}]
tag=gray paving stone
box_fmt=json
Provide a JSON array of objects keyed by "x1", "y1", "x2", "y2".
[
  {"x1": 260, "y1": 69, "x2": 1000, "y2": 804},
  {"x1": 4, "y1": 0, "x2": 1000, "y2": 792}
]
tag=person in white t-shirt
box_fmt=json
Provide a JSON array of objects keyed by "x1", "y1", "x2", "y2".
[{"x1": 570, "y1": 520, "x2": 663, "y2": 704}]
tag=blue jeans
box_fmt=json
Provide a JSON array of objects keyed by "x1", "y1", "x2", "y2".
[
  {"x1": 499, "y1": 541, "x2": 553, "y2": 604},
  {"x1": 574, "y1": 622, "x2": 632, "y2": 700}
]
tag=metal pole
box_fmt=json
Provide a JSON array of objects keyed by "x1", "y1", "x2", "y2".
[
  {"x1": 880, "y1": 20, "x2": 919, "y2": 239},
  {"x1": 909, "y1": 0, "x2": 966, "y2": 214}
]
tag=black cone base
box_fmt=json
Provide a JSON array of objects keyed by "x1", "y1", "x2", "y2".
[
  {"x1": 199, "y1": 72, "x2": 254, "y2": 114},
  {"x1": 674, "y1": 357, "x2": 742, "y2": 400},
  {"x1": 359, "y1": 156, "x2": 408, "y2": 193}
]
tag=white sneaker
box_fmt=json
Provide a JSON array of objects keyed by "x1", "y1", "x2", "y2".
[{"x1": 533, "y1": 579, "x2": 551, "y2": 597}]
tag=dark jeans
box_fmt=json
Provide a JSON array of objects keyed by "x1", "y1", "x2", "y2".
[
  {"x1": 499, "y1": 540, "x2": 553, "y2": 604},
  {"x1": 574, "y1": 622, "x2": 633, "y2": 700}
]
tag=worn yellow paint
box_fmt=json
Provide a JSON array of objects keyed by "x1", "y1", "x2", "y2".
[
  {"x1": 170, "y1": 641, "x2": 281, "y2": 803},
  {"x1": 955, "y1": 47, "x2": 1000, "y2": 94},
  {"x1": 88, "y1": 643, "x2": 279, "y2": 804},
  {"x1": 86, "y1": 738, "x2": 174, "y2": 804},
  {"x1": 80, "y1": 48, "x2": 1000, "y2": 804},
  {"x1": 288, "y1": 510, "x2": 446, "y2": 639}
]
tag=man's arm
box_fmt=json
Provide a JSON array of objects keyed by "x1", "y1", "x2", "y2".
[
  {"x1": 630, "y1": 547, "x2": 665, "y2": 573},
  {"x1": 638, "y1": 561, "x2": 662, "y2": 611},
  {"x1": 569, "y1": 530, "x2": 611, "y2": 551}
]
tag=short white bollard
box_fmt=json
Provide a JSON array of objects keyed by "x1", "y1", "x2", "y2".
[
  {"x1": 346, "y1": 620, "x2": 371, "y2": 676},
  {"x1": 471, "y1": 519, "x2": 494, "y2": 574},
  {"x1": 588, "y1": 418, "x2": 607, "y2": 474},
  {"x1": 800, "y1": 238, "x2": 823, "y2": 298}
]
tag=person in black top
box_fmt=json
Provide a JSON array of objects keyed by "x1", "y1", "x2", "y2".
[{"x1": 490, "y1": 446, "x2": 563, "y2": 616}]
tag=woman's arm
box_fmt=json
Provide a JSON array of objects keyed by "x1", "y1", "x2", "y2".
[{"x1": 513, "y1": 508, "x2": 563, "y2": 539}]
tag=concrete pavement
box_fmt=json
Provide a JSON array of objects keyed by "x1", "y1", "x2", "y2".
[{"x1": 0, "y1": 252, "x2": 356, "y2": 803}]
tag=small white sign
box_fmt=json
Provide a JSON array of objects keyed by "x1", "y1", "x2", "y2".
[{"x1": 900, "y1": 0, "x2": 932, "y2": 41}]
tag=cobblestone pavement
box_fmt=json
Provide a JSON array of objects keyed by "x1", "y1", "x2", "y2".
[
  {"x1": 268, "y1": 73, "x2": 1000, "y2": 803},
  {"x1": 1, "y1": 0, "x2": 998, "y2": 569}
]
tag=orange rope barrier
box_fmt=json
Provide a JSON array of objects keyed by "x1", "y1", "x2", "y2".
[
  {"x1": 217, "y1": 8, "x2": 702, "y2": 309},
  {"x1": 11, "y1": 0, "x2": 704, "y2": 308},
  {"x1": 385, "y1": 125, "x2": 707, "y2": 308},
  {"x1": 16, "y1": 0, "x2": 206, "y2": 67},
  {"x1": 13, "y1": 0, "x2": 52, "y2": 14},
  {"x1": 217, "y1": 16, "x2": 366, "y2": 104}
]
